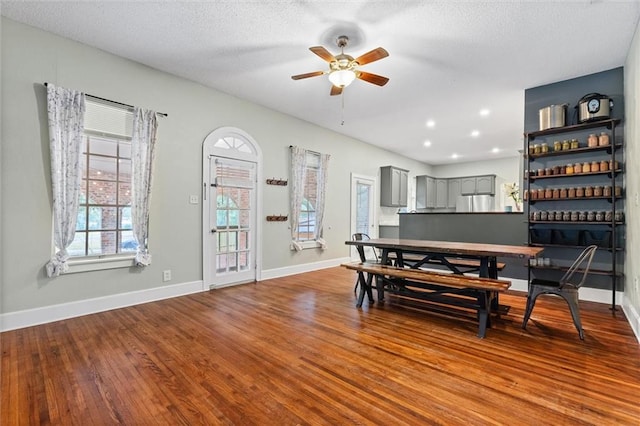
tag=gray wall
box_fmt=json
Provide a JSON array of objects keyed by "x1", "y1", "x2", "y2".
[
  {"x1": 399, "y1": 212, "x2": 529, "y2": 279},
  {"x1": 0, "y1": 18, "x2": 433, "y2": 315}
]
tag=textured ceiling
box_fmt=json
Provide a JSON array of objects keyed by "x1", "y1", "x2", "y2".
[{"x1": 2, "y1": 1, "x2": 640, "y2": 165}]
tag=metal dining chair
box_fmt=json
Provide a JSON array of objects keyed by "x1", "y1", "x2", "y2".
[
  {"x1": 351, "y1": 233, "x2": 379, "y2": 298},
  {"x1": 522, "y1": 245, "x2": 598, "y2": 340}
]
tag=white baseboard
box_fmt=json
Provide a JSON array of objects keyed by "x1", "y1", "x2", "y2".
[
  {"x1": 260, "y1": 256, "x2": 351, "y2": 280},
  {"x1": 0, "y1": 280, "x2": 204, "y2": 332},
  {"x1": 622, "y1": 294, "x2": 640, "y2": 344},
  {"x1": 432, "y1": 275, "x2": 624, "y2": 306}
]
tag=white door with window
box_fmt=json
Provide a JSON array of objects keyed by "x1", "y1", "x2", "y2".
[
  {"x1": 203, "y1": 128, "x2": 261, "y2": 289},
  {"x1": 350, "y1": 174, "x2": 377, "y2": 260}
]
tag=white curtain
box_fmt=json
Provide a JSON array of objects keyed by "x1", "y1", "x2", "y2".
[
  {"x1": 289, "y1": 146, "x2": 307, "y2": 251},
  {"x1": 314, "y1": 153, "x2": 331, "y2": 249},
  {"x1": 45, "y1": 84, "x2": 86, "y2": 277},
  {"x1": 131, "y1": 108, "x2": 158, "y2": 266}
]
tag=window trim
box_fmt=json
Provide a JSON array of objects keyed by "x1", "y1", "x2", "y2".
[{"x1": 65, "y1": 254, "x2": 136, "y2": 274}]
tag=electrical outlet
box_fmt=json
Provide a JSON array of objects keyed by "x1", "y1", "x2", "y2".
[
  {"x1": 163, "y1": 270, "x2": 172, "y2": 282},
  {"x1": 189, "y1": 195, "x2": 199, "y2": 204}
]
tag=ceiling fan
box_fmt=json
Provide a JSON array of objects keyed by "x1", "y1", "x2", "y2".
[{"x1": 291, "y1": 35, "x2": 389, "y2": 96}]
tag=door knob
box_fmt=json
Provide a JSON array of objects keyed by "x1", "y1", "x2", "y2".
[{"x1": 211, "y1": 228, "x2": 217, "y2": 233}]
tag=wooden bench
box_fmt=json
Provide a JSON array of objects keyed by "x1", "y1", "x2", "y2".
[
  {"x1": 386, "y1": 252, "x2": 506, "y2": 273},
  {"x1": 341, "y1": 262, "x2": 511, "y2": 338}
]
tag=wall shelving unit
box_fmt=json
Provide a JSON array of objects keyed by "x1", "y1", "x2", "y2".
[{"x1": 524, "y1": 118, "x2": 623, "y2": 309}]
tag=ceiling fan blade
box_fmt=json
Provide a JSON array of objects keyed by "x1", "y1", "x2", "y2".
[
  {"x1": 354, "y1": 47, "x2": 389, "y2": 65},
  {"x1": 330, "y1": 85, "x2": 343, "y2": 96},
  {"x1": 291, "y1": 71, "x2": 325, "y2": 80},
  {"x1": 357, "y1": 71, "x2": 389, "y2": 86},
  {"x1": 309, "y1": 46, "x2": 336, "y2": 63}
]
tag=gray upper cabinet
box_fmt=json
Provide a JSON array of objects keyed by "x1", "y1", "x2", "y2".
[
  {"x1": 415, "y1": 175, "x2": 435, "y2": 209},
  {"x1": 460, "y1": 177, "x2": 477, "y2": 195},
  {"x1": 476, "y1": 175, "x2": 496, "y2": 194},
  {"x1": 416, "y1": 176, "x2": 447, "y2": 209},
  {"x1": 460, "y1": 175, "x2": 496, "y2": 195},
  {"x1": 447, "y1": 179, "x2": 461, "y2": 208},
  {"x1": 435, "y1": 179, "x2": 448, "y2": 208},
  {"x1": 380, "y1": 166, "x2": 409, "y2": 207}
]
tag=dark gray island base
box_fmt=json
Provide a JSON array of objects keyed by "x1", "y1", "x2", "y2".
[{"x1": 399, "y1": 212, "x2": 529, "y2": 279}]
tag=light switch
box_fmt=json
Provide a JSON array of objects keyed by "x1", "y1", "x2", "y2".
[{"x1": 189, "y1": 195, "x2": 199, "y2": 204}]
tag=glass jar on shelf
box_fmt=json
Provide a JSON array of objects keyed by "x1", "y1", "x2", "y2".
[
  {"x1": 598, "y1": 132, "x2": 610, "y2": 146},
  {"x1": 582, "y1": 162, "x2": 591, "y2": 173},
  {"x1": 576, "y1": 187, "x2": 585, "y2": 197},
  {"x1": 570, "y1": 139, "x2": 579, "y2": 149},
  {"x1": 591, "y1": 161, "x2": 600, "y2": 172},
  {"x1": 600, "y1": 160, "x2": 609, "y2": 172},
  {"x1": 562, "y1": 140, "x2": 571, "y2": 151},
  {"x1": 585, "y1": 186, "x2": 594, "y2": 197},
  {"x1": 566, "y1": 164, "x2": 574, "y2": 175},
  {"x1": 559, "y1": 187, "x2": 568, "y2": 198},
  {"x1": 574, "y1": 163, "x2": 583, "y2": 173},
  {"x1": 588, "y1": 133, "x2": 598, "y2": 147}
]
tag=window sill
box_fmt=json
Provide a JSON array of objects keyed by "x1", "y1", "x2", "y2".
[
  {"x1": 290, "y1": 240, "x2": 322, "y2": 251},
  {"x1": 65, "y1": 254, "x2": 136, "y2": 274}
]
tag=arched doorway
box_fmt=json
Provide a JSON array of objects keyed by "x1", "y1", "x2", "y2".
[{"x1": 202, "y1": 127, "x2": 262, "y2": 289}]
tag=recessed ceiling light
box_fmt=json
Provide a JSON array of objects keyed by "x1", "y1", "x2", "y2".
[
  {"x1": 426, "y1": 120, "x2": 435, "y2": 128},
  {"x1": 451, "y1": 153, "x2": 459, "y2": 159},
  {"x1": 471, "y1": 130, "x2": 480, "y2": 137},
  {"x1": 423, "y1": 140, "x2": 432, "y2": 147},
  {"x1": 492, "y1": 147, "x2": 500, "y2": 153},
  {"x1": 480, "y1": 108, "x2": 491, "y2": 117}
]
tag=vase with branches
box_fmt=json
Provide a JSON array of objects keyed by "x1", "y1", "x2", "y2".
[{"x1": 504, "y1": 182, "x2": 522, "y2": 211}]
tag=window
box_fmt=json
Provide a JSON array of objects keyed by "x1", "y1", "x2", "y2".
[
  {"x1": 289, "y1": 146, "x2": 329, "y2": 250},
  {"x1": 296, "y1": 151, "x2": 319, "y2": 242},
  {"x1": 67, "y1": 134, "x2": 136, "y2": 257},
  {"x1": 61, "y1": 99, "x2": 139, "y2": 266}
]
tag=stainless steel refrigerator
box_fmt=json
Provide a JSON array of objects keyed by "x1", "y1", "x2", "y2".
[{"x1": 455, "y1": 195, "x2": 495, "y2": 212}]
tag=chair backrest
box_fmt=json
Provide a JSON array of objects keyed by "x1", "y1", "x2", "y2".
[
  {"x1": 560, "y1": 245, "x2": 598, "y2": 289},
  {"x1": 351, "y1": 233, "x2": 378, "y2": 263}
]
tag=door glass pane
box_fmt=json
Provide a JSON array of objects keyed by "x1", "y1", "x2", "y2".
[
  {"x1": 239, "y1": 251, "x2": 250, "y2": 271},
  {"x1": 356, "y1": 182, "x2": 371, "y2": 235}
]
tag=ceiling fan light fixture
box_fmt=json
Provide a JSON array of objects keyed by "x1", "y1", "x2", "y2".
[{"x1": 328, "y1": 69, "x2": 356, "y2": 88}]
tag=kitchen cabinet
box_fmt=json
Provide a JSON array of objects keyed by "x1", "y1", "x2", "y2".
[
  {"x1": 525, "y1": 118, "x2": 623, "y2": 309},
  {"x1": 380, "y1": 166, "x2": 409, "y2": 207},
  {"x1": 447, "y1": 179, "x2": 461, "y2": 209},
  {"x1": 435, "y1": 179, "x2": 448, "y2": 208},
  {"x1": 415, "y1": 175, "x2": 436, "y2": 209},
  {"x1": 461, "y1": 175, "x2": 496, "y2": 195}
]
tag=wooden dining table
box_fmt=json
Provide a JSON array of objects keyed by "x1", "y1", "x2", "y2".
[{"x1": 345, "y1": 238, "x2": 543, "y2": 279}]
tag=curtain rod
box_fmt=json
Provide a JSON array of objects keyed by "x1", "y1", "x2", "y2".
[
  {"x1": 44, "y1": 82, "x2": 168, "y2": 117},
  {"x1": 289, "y1": 145, "x2": 321, "y2": 155}
]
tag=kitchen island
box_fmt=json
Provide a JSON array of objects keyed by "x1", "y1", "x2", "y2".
[{"x1": 399, "y1": 212, "x2": 528, "y2": 279}]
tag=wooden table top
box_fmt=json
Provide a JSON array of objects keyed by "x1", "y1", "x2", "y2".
[{"x1": 345, "y1": 238, "x2": 543, "y2": 259}]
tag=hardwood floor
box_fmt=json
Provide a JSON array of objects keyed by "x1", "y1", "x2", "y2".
[{"x1": 2, "y1": 267, "x2": 639, "y2": 425}]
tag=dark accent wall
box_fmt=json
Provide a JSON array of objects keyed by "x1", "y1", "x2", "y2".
[
  {"x1": 524, "y1": 67, "x2": 624, "y2": 292},
  {"x1": 524, "y1": 67, "x2": 624, "y2": 132}
]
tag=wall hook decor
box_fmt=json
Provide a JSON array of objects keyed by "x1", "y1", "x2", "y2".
[
  {"x1": 266, "y1": 178, "x2": 288, "y2": 186},
  {"x1": 266, "y1": 215, "x2": 288, "y2": 222}
]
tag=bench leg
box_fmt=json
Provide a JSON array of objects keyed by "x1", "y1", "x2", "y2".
[
  {"x1": 356, "y1": 271, "x2": 367, "y2": 308},
  {"x1": 376, "y1": 275, "x2": 385, "y2": 303},
  {"x1": 477, "y1": 292, "x2": 491, "y2": 338}
]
